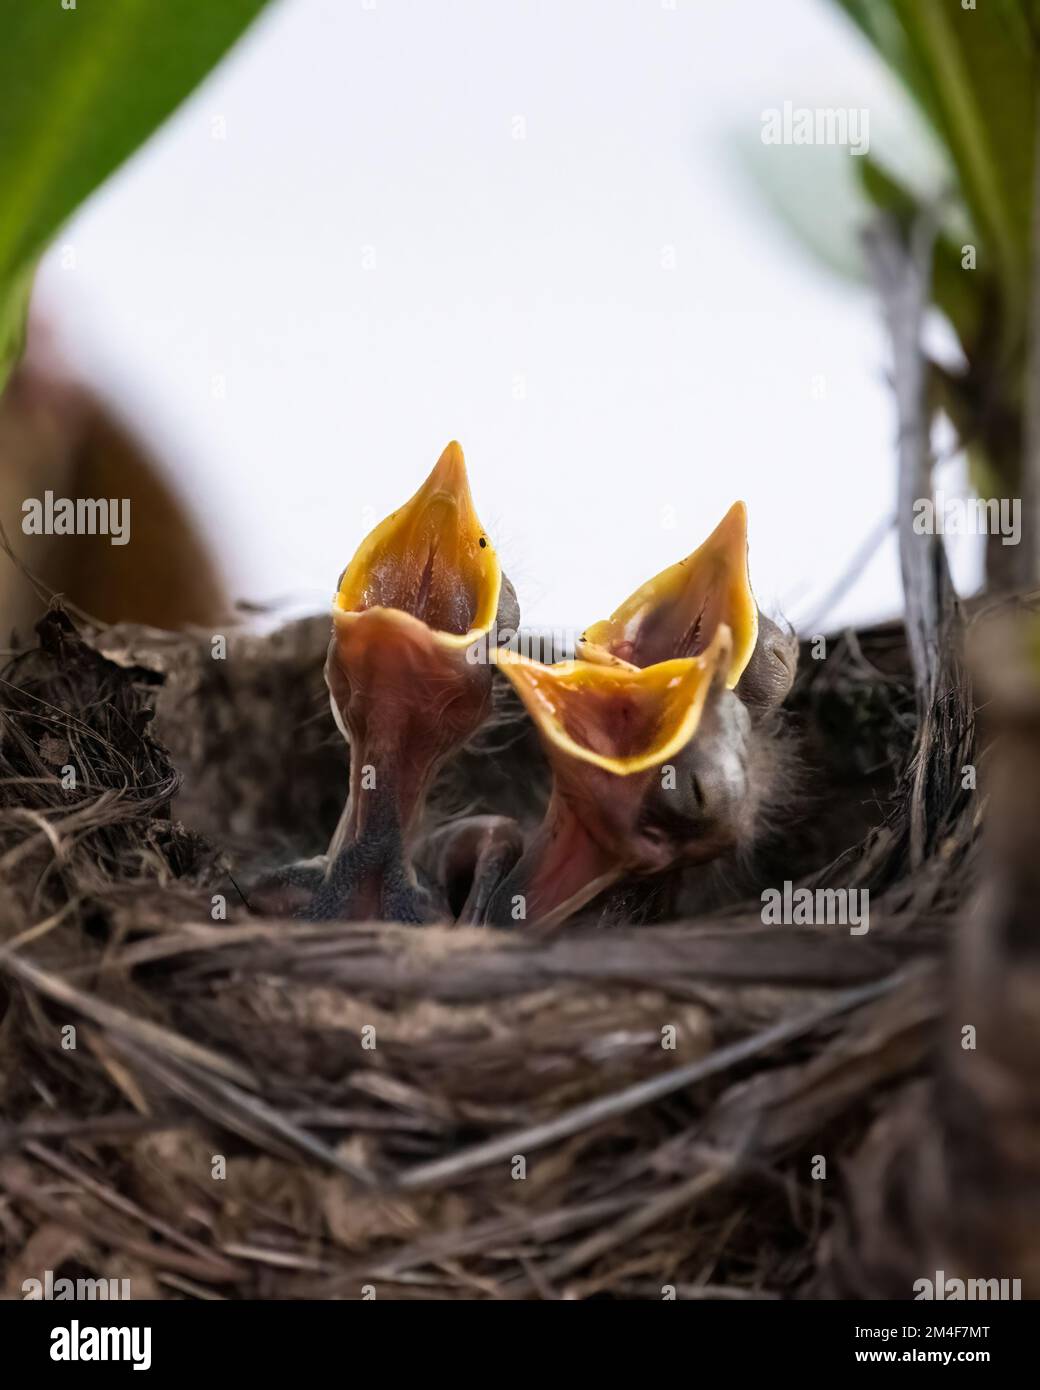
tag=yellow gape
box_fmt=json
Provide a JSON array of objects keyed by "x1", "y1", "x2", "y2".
[
  {"x1": 578, "y1": 501, "x2": 758, "y2": 688},
  {"x1": 333, "y1": 439, "x2": 501, "y2": 651},
  {"x1": 495, "y1": 626, "x2": 732, "y2": 777}
]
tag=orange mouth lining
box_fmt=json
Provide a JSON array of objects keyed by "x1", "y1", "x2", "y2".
[
  {"x1": 579, "y1": 501, "x2": 757, "y2": 687},
  {"x1": 334, "y1": 442, "x2": 502, "y2": 647},
  {"x1": 494, "y1": 627, "x2": 731, "y2": 776}
]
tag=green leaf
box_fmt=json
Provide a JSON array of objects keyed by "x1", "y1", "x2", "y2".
[
  {"x1": 895, "y1": 0, "x2": 1033, "y2": 304},
  {"x1": 834, "y1": 0, "x2": 1036, "y2": 346},
  {"x1": 731, "y1": 87, "x2": 955, "y2": 287},
  {"x1": 0, "y1": 261, "x2": 35, "y2": 391},
  {"x1": 0, "y1": 0, "x2": 271, "y2": 391},
  {"x1": 732, "y1": 132, "x2": 872, "y2": 282}
]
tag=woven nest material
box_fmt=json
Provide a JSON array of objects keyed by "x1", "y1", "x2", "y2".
[{"x1": 1, "y1": 598, "x2": 1037, "y2": 1302}]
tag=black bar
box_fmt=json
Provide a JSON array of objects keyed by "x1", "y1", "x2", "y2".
[{"x1": 0, "y1": 1298, "x2": 1031, "y2": 1373}]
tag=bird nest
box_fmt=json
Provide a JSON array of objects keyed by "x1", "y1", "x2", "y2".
[{"x1": 2, "y1": 597, "x2": 1035, "y2": 1302}]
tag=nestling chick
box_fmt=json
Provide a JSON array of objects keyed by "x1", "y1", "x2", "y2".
[
  {"x1": 251, "y1": 442, "x2": 518, "y2": 922},
  {"x1": 473, "y1": 502, "x2": 797, "y2": 928},
  {"x1": 483, "y1": 627, "x2": 742, "y2": 927}
]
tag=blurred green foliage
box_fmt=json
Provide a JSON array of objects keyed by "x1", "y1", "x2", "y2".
[
  {"x1": 744, "y1": 0, "x2": 1039, "y2": 580},
  {"x1": 837, "y1": 0, "x2": 1035, "y2": 359},
  {"x1": 0, "y1": 0, "x2": 271, "y2": 391}
]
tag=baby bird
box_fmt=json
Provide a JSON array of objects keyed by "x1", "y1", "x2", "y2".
[
  {"x1": 484, "y1": 627, "x2": 740, "y2": 927},
  {"x1": 318, "y1": 441, "x2": 520, "y2": 921},
  {"x1": 254, "y1": 442, "x2": 518, "y2": 922},
  {"x1": 475, "y1": 502, "x2": 796, "y2": 928}
]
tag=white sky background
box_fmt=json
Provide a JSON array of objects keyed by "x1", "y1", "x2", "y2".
[{"x1": 34, "y1": 0, "x2": 983, "y2": 633}]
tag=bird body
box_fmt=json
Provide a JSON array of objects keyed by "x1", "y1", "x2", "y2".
[{"x1": 296, "y1": 442, "x2": 515, "y2": 921}]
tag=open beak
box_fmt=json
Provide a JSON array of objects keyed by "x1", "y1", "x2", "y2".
[
  {"x1": 334, "y1": 440, "x2": 501, "y2": 648},
  {"x1": 578, "y1": 502, "x2": 758, "y2": 688},
  {"x1": 323, "y1": 441, "x2": 505, "y2": 919},
  {"x1": 486, "y1": 628, "x2": 733, "y2": 928}
]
